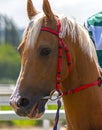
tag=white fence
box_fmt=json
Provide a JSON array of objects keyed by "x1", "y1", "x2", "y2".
[{"x1": 0, "y1": 84, "x2": 65, "y2": 130}]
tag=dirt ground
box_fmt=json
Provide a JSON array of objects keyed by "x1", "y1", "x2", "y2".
[{"x1": 0, "y1": 127, "x2": 65, "y2": 130}]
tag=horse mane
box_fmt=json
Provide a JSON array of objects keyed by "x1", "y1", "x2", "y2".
[
  {"x1": 25, "y1": 12, "x2": 99, "y2": 68},
  {"x1": 59, "y1": 15, "x2": 99, "y2": 67}
]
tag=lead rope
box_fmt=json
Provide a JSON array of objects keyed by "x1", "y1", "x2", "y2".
[
  {"x1": 53, "y1": 99, "x2": 62, "y2": 130},
  {"x1": 53, "y1": 100, "x2": 74, "y2": 130}
]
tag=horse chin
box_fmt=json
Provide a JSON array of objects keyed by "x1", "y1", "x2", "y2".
[
  {"x1": 28, "y1": 111, "x2": 44, "y2": 119},
  {"x1": 27, "y1": 102, "x2": 45, "y2": 119}
]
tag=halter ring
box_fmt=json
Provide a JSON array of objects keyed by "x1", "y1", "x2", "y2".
[
  {"x1": 42, "y1": 90, "x2": 62, "y2": 101},
  {"x1": 50, "y1": 90, "x2": 62, "y2": 101}
]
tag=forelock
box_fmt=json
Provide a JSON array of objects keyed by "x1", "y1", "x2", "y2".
[{"x1": 25, "y1": 12, "x2": 44, "y2": 48}]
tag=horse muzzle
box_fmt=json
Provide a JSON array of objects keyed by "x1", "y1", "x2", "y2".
[{"x1": 9, "y1": 94, "x2": 47, "y2": 119}]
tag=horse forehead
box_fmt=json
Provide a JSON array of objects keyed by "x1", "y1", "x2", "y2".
[
  {"x1": 25, "y1": 23, "x2": 42, "y2": 48},
  {"x1": 26, "y1": 16, "x2": 59, "y2": 49}
]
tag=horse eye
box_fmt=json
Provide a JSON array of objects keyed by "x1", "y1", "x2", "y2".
[{"x1": 40, "y1": 48, "x2": 51, "y2": 56}]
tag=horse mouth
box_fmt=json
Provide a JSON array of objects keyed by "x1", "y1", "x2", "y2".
[
  {"x1": 27, "y1": 101, "x2": 45, "y2": 119},
  {"x1": 11, "y1": 94, "x2": 49, "y2": 119}
]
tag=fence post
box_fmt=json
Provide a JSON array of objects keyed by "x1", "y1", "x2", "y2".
[
  {"x1": 43, "y1": 119, "x2": 50, "y2": 130},
  {"x1": 57, "y1": 121, "x2": 61, "y2": 130}
]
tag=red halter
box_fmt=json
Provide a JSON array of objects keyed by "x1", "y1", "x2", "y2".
[
  {"x1": 41, "y1": 20, "x2": 71, "y2": 95},
  {"x1": 41, "y1": 20, "x2": 102, "y2": 97}
]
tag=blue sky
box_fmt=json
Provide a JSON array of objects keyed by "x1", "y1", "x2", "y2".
[{"x1": 0, "y1": 0, "x2": 102, "y2": 28}]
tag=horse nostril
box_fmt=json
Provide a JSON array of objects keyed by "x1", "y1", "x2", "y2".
[{"x1": 16, "y1": 98, "x2": 30, "y2": 108}]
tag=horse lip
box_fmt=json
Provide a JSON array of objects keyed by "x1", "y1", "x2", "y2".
[{"x1": 27, "y1": 102, "x2": 40, "y2": 118}]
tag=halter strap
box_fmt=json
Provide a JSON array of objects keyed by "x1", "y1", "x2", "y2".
[
  {"x1": 41, "y1": 20, "x2": 102, "y2": 97},
  {"x1": 62, "y1": 77, "x2": 102, "y2": 95}
]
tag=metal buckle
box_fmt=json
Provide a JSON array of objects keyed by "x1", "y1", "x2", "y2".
[
  {"x1": 50, "y1": 90, "x2": 62, "y2": 101},
  {"x1": 42, "y1": 90, "x2": 62, "y2": 101},
  {"x1": 42, "y1": 90, "x2": 56, "y2": 100}
]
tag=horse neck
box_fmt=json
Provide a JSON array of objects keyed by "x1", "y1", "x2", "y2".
[{"x1": 61, "y1": 37, "x2": 102, "y2": 130}]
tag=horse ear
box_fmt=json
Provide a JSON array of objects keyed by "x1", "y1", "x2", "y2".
[
  {"x1": 43, "y1": 0, "x2": 54, "y2": 20},
  {"x1": 27, "y1": 0, "x2": 38, "y2": 20}
]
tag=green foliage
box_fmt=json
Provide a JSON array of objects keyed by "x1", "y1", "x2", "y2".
[{"x1": 0, "y1": 44, "x2": 20, "y2": 81}]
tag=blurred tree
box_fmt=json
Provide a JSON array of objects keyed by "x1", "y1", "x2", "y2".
[{"x1": 0, "y1": 14, "x2": 20, "y2": 47}]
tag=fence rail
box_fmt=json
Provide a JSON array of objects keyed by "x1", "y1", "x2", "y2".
[{"x1": 0, "y1": 84, "x2": 65, "y2": 130}]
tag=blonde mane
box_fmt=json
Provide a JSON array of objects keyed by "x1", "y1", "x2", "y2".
[
  {"x1": 25, "y1": 12, "x2": 99, "y2": 67},
  {"x1": 59, "y1": 15, "x2": 99, "y2": 66}
]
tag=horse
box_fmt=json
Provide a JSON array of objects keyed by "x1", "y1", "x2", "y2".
[{"x1": 10, "y1": 0, "x2": 102, "y2": 129}]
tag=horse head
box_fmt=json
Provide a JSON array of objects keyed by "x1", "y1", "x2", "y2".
[
  {"x1": 10, "y1": 0, "x2": 68, "y2": 119},
  {"x1": 10, "y1": 1, "x2": 102, "y2": 129}
]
